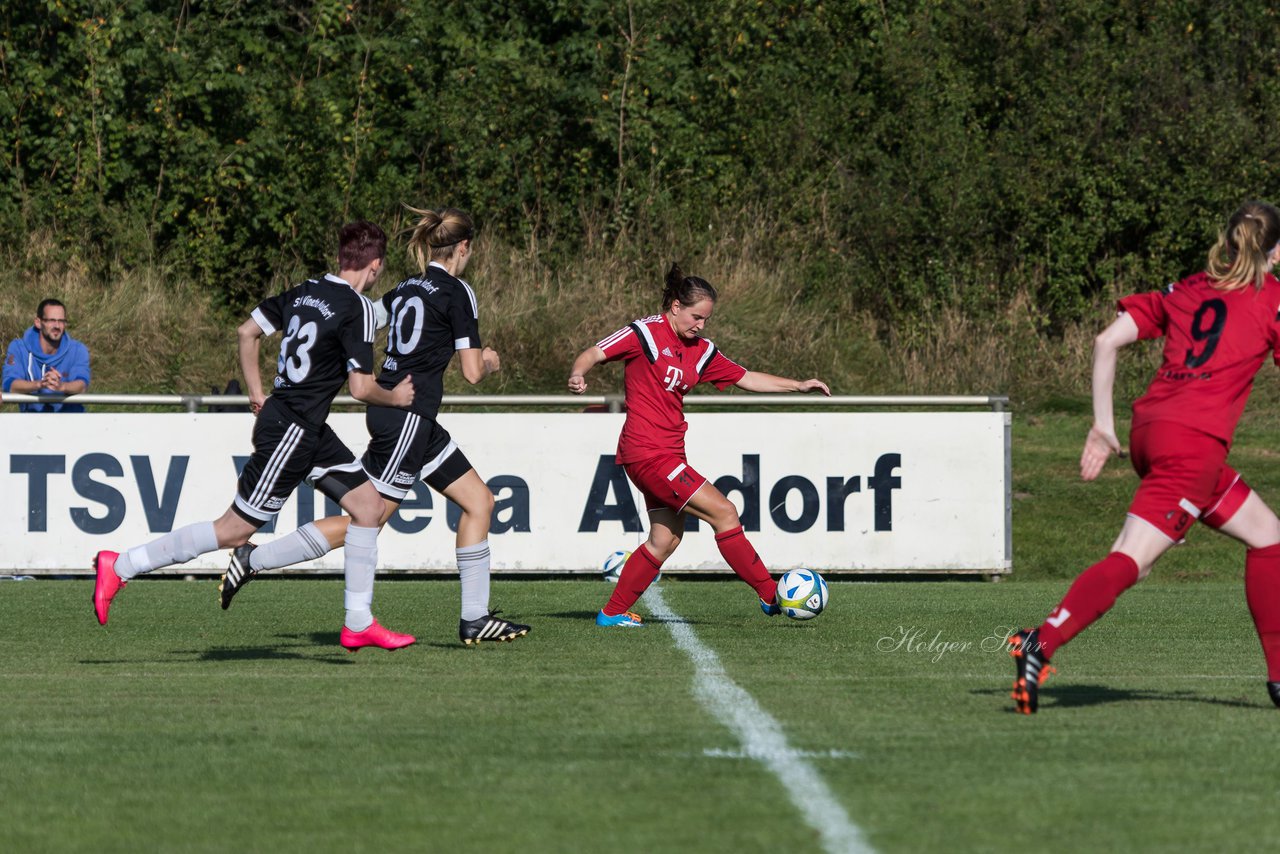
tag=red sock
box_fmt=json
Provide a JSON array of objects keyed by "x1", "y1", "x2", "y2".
[
  {"x1": 602, "y1": 545, "x2": 663, "y2": 616},
  {"x1": 715, "y1": 525, "x2": 776, "y2": 602},
  {"x1": 1037, "y1": 552, "x2": 1140, "y2": 659},
  {"x1": 1245, "y1": 543, "x2": 1280, "y2": 681}
]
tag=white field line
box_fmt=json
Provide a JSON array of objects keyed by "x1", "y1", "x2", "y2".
[{"x1": 644, "y1": 585, "x2": 874, "y2": 854}]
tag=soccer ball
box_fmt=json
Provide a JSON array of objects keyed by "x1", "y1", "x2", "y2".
[
  {"x1": 602, "y1": 549, "x2": 631, "y2": 582},
  {"x1": 776, "y1": 568, "x2": 828, "y2": 620}
]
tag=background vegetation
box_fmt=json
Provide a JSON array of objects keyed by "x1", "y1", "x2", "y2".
[{"x1": 4, "y1": 0, "x2": 1280, "y2": 405}]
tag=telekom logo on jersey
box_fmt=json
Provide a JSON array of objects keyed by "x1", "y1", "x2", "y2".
[{"x1": 10, "y1": 451, "x2": 902, "y2": 536}]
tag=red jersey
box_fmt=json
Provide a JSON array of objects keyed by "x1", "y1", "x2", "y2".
[
  {"x1": 1120, "y1": 271, "x2": 1280, "y2": 446},
  {"x1": 597, "y1": 314, "x2": 748, "y2": 463}
]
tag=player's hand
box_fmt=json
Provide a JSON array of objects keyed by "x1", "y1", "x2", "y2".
[
  {"x1": 482, "y1": 347, "x2": 501, "y2": 375},
  {"x1": 248, "y1": 392, "x2": 266, "y2": 416},
  {"x1": 390, "y1": 374, "x2": 415, "y2": 408},
  {"x1": 798, "y1": 378, "x2": 831, "y2": 397},
  {"x1": 1080, "y1": 424, "x2": 1121, "y2": 481},
  {"x1": 568, "y1": 374, "x2": 587, "y2": 394}
]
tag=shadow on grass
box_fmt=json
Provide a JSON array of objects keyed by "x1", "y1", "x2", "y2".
[
  {"x1": 545, "y1": 610, "x2": 714, "y2": 627},
  {"x1": 191, "y1": 632, "x2": 353, "y2": 664},
  {"x1": 974, "y1": 683, "x2": 1264, "y2": 710}
]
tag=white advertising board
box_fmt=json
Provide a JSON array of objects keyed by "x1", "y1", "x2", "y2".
[{"x1": 0, "y1": 411, "x2": 1010, "y2": 575}]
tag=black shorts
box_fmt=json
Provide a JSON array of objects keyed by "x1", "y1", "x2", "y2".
[
  {"x1": 361, "y1": 406, "x2": 472, "y2": 501},
  {"x1": 233, "y1": 397, "x2": 369, "y2": 525}
]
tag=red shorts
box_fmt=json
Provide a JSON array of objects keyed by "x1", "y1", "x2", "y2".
[
  {"x1": 624, "y1": 454, "x2": 709, "y2": 513},
  {"x1": 1127, "y1": 421, "x2": 1251, "y2": 542}
]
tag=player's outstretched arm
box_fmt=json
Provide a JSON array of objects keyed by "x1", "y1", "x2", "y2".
[
  {"x1": 237, "y1": 317, "x2": 268, "y2": 414},
  {"x1": 568, "y1": 346, "x2": 607, "y2": 394},
  {"x1": 1080, "y1": 311, "x2": 1139, "y2": 481},
  {"x1": 734, "y1": 371, "x2": 831, "y2": 396}
]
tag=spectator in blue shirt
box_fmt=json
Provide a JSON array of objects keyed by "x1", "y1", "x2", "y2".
[{"x1": 3, "y1": 299, "x2": 92, "y2": 412}]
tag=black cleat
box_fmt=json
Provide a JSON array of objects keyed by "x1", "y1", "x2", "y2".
[
  {"x1": 219, "y1": 543, "x2": 258, "y2": 611},
  {"x1": 459, "y1": 611, "x2": 530, "y2": 645},
  {"x1": 1009, "y1": 628, "x2": 1055, "y2": 714},
  {"x1": 1268, "y1": 682, "x2": 1280, "y2": 708}
]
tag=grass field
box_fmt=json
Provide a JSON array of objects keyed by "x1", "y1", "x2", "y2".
[{"x1": 3, "y1": 576, "x2": 1279, "y2": 853}]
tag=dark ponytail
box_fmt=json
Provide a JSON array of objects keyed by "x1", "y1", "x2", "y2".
[{"x1": 661, "y1": 262, "x2": 718, "y2": 311}]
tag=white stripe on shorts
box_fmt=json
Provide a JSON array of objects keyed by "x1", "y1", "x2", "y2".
[
  {"x1": 249, "y1": 423, "x2": 303, "y2": 510},
  {"x1": 666, "y1": 462, "x2": 687, "y2": 482}
]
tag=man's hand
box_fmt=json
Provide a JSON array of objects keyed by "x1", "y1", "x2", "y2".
[
  {"x1": 568, "y1": 374, "x2": 587, "y2": 394},
  {"x1": 482, "y1": 347, "x2": 500, "y2": 375},
  {"x1": 41, "y1": 368, "x2": 62, "y2": 391}
]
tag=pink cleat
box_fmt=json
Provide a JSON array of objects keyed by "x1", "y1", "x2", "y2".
[
  {"x1": 339, "y1": 620, "x2": 416, "y2": 651},
  {"x1": 93, "y1": 551, "x2": 126, "y2": 625}
]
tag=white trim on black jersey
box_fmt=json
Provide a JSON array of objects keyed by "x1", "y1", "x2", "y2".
[
  {"x1": 357, "y1": 293, "x2": 376, "y2": 345},
  {"x1": 251, "y1": 307, "x2": 276, "y2": 336},
  {"x1": 458, "y1": 278, "x2": 479, "y2": 318}
]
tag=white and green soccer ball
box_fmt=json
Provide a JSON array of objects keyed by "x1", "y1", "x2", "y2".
[{"x1": 776, "y1": 568, "x2": 829, "y2": 620}]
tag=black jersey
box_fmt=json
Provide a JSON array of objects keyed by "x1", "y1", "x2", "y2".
[
  {"x1": 251, "y1": 273, "x2": 377, "y2": 430},
  {"x1": 376, "y1": 262, "x2": 482, "y2": 418}
]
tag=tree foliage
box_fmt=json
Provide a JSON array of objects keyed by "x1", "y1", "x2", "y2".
[{"x1": 3, "y1": 0, "x2": 1279, "y2": 321}]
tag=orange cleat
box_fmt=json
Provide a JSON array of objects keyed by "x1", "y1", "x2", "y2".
[
  {"x1": 339, "y1": 620, "x2": 416, "y2": 651},
  {"x1": 93, "y1": 550, "x2": 126, "y2": 626}
]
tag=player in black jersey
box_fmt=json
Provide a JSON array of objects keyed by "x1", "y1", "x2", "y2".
[
  {"x1": 92, "y1": 222, "x2": 419, "y2": 651},
  {"x1": 220, "y1": 207, "x2": 530, "y2": 645}
]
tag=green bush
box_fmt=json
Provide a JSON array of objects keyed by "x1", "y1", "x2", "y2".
[{"x1": 3, "y1": 0, "x2": 1278, "y2": 326}]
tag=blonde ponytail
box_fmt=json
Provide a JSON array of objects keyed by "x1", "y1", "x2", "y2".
[
  {"x1": 1206, "y1": 201, "x2": 1280, "y2": 291},
  {"x1": 403, "y1": 205, "x2": 475, "y2": 273}
]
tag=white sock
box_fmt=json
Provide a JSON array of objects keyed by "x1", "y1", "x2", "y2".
[
  {"x1": 250, "y1": 522, "x2": 331, "y2": 571},
  {"x1": 457, "y1": 540, "x2": 491, "y2": 621},
  {"x1": 116, "y1": 521, "x2": 219, "y2": 580},
  {"x1": 343, "y1": 524, "x2": 379, "y2": 631}
]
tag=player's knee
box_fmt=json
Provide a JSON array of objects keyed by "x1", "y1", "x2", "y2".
[
  {"x1": 648, "y1": 531, "x2": 681, "y2": 560},
  {"x1": 710, "y1": 499, "x2": 741, "y2": 531}
]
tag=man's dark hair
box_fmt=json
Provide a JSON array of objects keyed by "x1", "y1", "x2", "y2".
[{"x1": 37, "y1": 298, "x2": 66, "y2": 320}]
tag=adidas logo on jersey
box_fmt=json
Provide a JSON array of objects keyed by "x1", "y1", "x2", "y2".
[{"x1": 662, "y1": 347, "x2": 674, "y2": 357}]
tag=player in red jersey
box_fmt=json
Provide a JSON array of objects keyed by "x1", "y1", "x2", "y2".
[
  {"x1": 1010, "y1": 201, "x2": 1280, "y2": 713},
  {"x1": 567, "y1": 263, "x2": 831, "y2": 627}
]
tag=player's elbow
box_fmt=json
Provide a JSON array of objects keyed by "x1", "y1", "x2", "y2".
[{"x1": 348, "y1": 373, "x2": 375, "y2": 401}]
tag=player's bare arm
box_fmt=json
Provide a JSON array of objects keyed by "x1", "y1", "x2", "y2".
[
  {"x1": 734, "y1": 371, "x2": 831, "y2": 396},
  {"x1": 458, "y1": 346, "x2": 500, "y2": 384},
  {"x1": 349, "y1": 370, "x2": 414, "y2": 409},
  {"x1": 1081, "y1": 312, "x2": 1139, "y2": 481},
  {"x1": 567, "y1": 345, "x2": 607, "y2": 394},
  {"x1": 236, "y1": 316, "x2": 267, "y2": 414}
]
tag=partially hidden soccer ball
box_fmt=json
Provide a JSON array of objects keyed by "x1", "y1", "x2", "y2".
[
  {"x1": 776, "y1": 568, "x2": 829, "y2": 620},
  {"x1": 602, "y1": 549, "x2": 631, "y2": 582}
]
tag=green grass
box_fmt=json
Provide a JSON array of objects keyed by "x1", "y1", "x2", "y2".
[
  {"x1": 3, "y1": 577, "x2": 1278, "y2": 853},
  {"x1": 1012, "y1": 410, "x2": 1280, "y2": 581}
]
